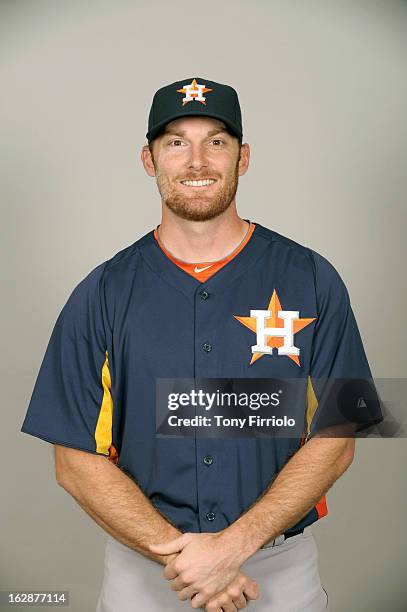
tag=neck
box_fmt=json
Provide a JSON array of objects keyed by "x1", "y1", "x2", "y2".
[{"x1": 157, "y1": 205, "x2": 249, "y2": 263}]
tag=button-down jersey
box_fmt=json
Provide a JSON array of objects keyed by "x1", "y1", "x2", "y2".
[{"x1": 21, "y1": 221, "x2": 382, "y2": 535}]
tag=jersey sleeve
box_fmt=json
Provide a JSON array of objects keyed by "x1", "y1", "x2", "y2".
[
  {"x1": 20, "y1": 262, "x2": 114, "y2": 456},
  {"x1": 305, "y1": 250, "x2": 383, "y2": 438}
]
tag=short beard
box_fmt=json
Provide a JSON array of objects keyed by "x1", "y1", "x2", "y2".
[{"x1": 153, "y1": 158, "x2": 240, "y2": 222}]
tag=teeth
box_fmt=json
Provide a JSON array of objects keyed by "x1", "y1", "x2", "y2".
[{"x1": 181, "y1": 179, "x2": 216, "y2": 187}]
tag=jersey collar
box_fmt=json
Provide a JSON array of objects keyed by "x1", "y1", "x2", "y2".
[{"x1": 138, "y1": 220, "x2": 273, "y2": 299}]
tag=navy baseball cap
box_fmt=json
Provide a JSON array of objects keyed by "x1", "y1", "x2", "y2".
[{"x1": 146, "y1": 77, "x2": 243, "y2": 143}]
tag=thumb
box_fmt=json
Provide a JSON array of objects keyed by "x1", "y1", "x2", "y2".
[{"x1": 148, "y1": 534, "x2": 188, "y2": 554}]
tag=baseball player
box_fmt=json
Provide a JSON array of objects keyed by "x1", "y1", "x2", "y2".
[{"x1": 21, "y1": 77, "x2": 382, "y2": 611}]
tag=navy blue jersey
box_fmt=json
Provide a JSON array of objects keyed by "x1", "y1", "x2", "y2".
[{"x1": 21, "y1": 221, "x2": 382, "y2": 534}]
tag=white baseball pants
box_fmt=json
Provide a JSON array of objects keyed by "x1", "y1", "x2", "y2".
[{"x1": 96, "y1": 526, "x2": 329, "y2": 611}]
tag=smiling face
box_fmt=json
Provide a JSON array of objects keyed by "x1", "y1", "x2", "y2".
[{"x1": 142, "y1": 116, "x2": 250, "y2": 222}]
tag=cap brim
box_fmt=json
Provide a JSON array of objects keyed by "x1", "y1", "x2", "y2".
[{"x1": 146, "y1": 112, "x2": 242, "y2": 142}]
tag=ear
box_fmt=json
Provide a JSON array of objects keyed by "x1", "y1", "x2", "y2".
[
  {"x1": 141, "y1": 144, "x2": 156, "y2": 177},
  {"x1": 238, "y1": 143, "x2": 250, "y2": 177}
]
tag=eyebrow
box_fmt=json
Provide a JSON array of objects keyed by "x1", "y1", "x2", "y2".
[{"x1": 163, "y1": 127, "x2": 229, "y2": 138}]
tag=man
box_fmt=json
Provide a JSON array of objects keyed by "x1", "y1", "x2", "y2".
[{"x1": 21, "y1": 77, "x2": 382, "y2": 611}]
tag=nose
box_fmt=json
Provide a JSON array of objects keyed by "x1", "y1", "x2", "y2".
[{"x1": 187, "y1": 142, "x2": 208, "y2": 172}]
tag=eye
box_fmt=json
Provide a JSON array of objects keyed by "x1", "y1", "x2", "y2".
[
  {"x1": 168, "y1": 139, "x2": 185, "y2": 146},
  {"x1": 211, "y1": 139, "x2": 224, "y2": 145}
]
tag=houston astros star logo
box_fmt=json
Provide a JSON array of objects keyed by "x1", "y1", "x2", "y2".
[
  {"x1": 234, "y1": 289, "x2": 316, "y2": 367},
  {"x1": 176, "y1": 79, "x2": 213, "y2": 106}
]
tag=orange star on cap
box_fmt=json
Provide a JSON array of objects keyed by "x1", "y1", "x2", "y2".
[
  {"x1": 234, "y1": 289, "x2": 316, "y2": 367},
  {"x1": 176, "y1": 78, "x2": 213, "y2": 106}
]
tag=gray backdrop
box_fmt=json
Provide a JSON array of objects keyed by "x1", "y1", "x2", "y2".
[{"x1": 1, "y1": 1, "x2": 406, "y2": 610}]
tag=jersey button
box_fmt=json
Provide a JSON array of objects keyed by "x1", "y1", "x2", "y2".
[
  {"x1": 202, "y1": 343, "x2": 212, "y2": 352},
  {"x1": 206, "y1": 511, "x2": 216, "y2": 522},
  {"x1": 200, "y1": 290, "x2": 210, "y2": 300},
  {"x1": 203, "y1": 455, "x2": 213, "y2": 465}
]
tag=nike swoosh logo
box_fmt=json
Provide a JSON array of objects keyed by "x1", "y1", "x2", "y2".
[{"x1": 194, "y1": 265, "x2": 213, "y2": 273}]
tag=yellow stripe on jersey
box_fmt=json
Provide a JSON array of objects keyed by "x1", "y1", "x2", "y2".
[
  {"x1": 305, "y1": 375, "x2": 318, "y2": 440},
  {"x1": 95, "y1": 350, "x2": 114, "y2": 455}
]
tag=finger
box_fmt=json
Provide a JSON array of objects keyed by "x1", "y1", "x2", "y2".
[
  {"x1": 243, "y1": 580, "x2": 259, "y2": 601},
  {"x1": 169, "y1": 575, "x2": 187, "y2": 592},
  {"x1": 215, "y1": 595, "x2": 237, "y2": 612},
  {"x1": 204, "y1": 597, "x2": 230, "y2": 612},
  {"x1": 164, "y1": 552, "x2": 179, "y2": 567},
  {"x1": 211, "y1": 590, "x2": 237, "y2": 612},
  {"x1": 149, "y1": 534, "x2": 187, "y2": 554},
  {"x1": 222, "y1": 601, "x2": 238, "y2": 612},
  {"x1": 225, "y1": 585, "x2": 247, "y2": 609},
  {"x1": 191, "y1": 590, "x2": 215, "y2": 609},
  {"x1": 232, "y1": 592, "x2": 248, "y2": 609},
  {"x1": 176, "y1": 584, "x2": 199, "y2": 601},
  {"x1": 164, "y1": 562, "x2": 183, "y2": 581},
  {"x1": 191, "y1": 593, "x2": 207, "y2": 610}
]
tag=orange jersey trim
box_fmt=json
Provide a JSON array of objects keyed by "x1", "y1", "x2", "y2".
[
  {"x1": 153, "y1": 223, "x2": 256, "y2": 282},
  {"x1": 315, "y1": 495, "x2": 328, "y2": 519},
  {"x1": 300, "y1": 381, "x2": 329, "y2": 521}
]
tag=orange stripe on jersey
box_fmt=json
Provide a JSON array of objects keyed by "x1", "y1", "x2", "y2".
[
  {"x1": 300, "y1": 378, "x2": 329, "y2": 521},
  {"x1": 315, "y1": 495, "x2": 328, "y2": 519},
  {"x1": 299, "y1": 435, "x2": 328, "y2": 520},
  {"x1": 154, "y1": 222, "x2": 256, "y2": 282}
]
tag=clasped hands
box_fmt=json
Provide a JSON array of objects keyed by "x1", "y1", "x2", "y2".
[{"x1": 149, "y1": 531, "x2": 259, "y2": 611}]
